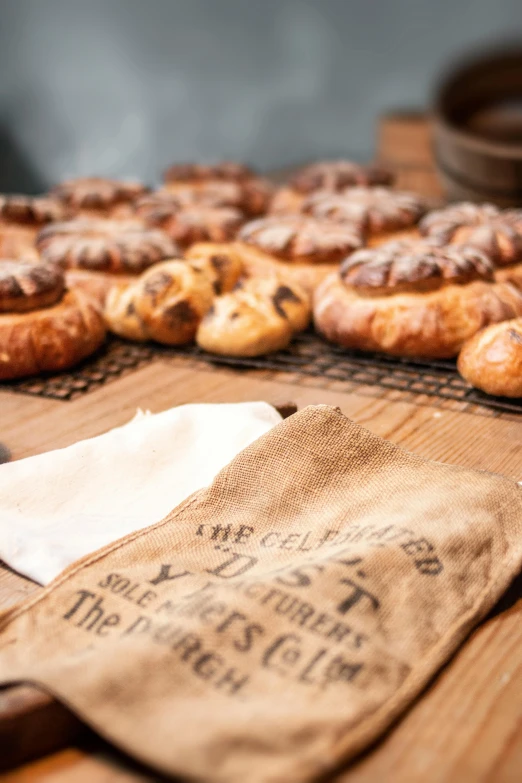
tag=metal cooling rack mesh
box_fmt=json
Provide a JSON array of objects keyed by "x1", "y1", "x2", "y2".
[{"x1": 4, "y1": 331, "x2": 522, "y2": 415}]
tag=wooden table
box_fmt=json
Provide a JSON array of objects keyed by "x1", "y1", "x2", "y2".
[{"x1": 1, "y1": 116, "x2": 522, "y2": 781}]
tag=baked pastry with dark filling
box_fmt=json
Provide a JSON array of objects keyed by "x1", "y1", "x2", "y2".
[
  {"x1": 314, "y1": 240, "x2": 522, "y2": 358},
  {"x1": 0, "y1": 259, "x2": 105, "y2": 379}
]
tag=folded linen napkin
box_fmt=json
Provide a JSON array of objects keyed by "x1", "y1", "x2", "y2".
[{"x1": 0, "y1": 401, "x2": 282, "y2": 585}]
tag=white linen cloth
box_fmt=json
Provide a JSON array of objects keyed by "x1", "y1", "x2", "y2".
[{"x1": 0, "y1": 402, "x2": 282, "y2": 585}]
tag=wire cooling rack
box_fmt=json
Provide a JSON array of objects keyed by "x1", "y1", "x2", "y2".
[{"x1": 4, "y1": 331, "x2": 522, "y2": 416}]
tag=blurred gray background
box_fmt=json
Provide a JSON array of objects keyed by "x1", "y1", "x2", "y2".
[{"x1": 0, "y1": 0, "x2": 520, "y2": 191}]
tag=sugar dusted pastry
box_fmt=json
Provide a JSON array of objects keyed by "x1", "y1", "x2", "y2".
[
  {"x1": 161, "y1": 162, "x2": 272, "y2": 216},
  {"x1": 36, "y1": 219, "x2": 178, "y2": 306},
  {"x1": 314, "y1": 240, "x2": 522, "y2": 358},
  {"x1": 0, "y1": 259, "x2": 105, "y2": 379},
  {"x1": 420, "y1": 203, "x2": 522, "y2": 266},
  {"x1": 239, "y1": 215, "x2": 364, "y2": 265},
  {"x1": 271, "y1": 160, "x2": 394, "y2": 214},
  {"x1": 0, "y1": 194, "x2": 69, "y2": 259},
  {"x1": 134, "y1": 193, "x2": 244, "y2": 247},
  {"x1": 458, "y1": 318, "x2": 522, "y2": 398},
  {"x1": 302, "y1": 187, "x2": 425, "y2": 245},
  {"x1": 196, "y1": 276, "x2": 310, "y2": 357},
  {"x1": 51, "y1": 177, "x2": 149, "y2": 219}
]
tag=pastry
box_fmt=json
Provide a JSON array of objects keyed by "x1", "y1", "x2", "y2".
[
  {"x1": 186, "y1": 240, "x2": 337, "y2": 297},
  {"x1": 161, "y1": 162, "x2": 272, "y2": 216},
  {"x1": 51, "y1": 177, "x2": 149, "y2": 219},
  {"x1": 196, "y1": 276, "x2": 310, "y2": 357},
  {"x1": 133, "y1": 193, "x2": 244, "y2": 247},
  {"x1": 457, "y1": 318, "x2": 522, "y2": 397},
  {"x1": 270, "y1": 160, "x2": 394, "y2": 214},
  {"x1": 314, "y1": 240, "x2": 522, "y2": 358},
  {"x1": 0, "y1": 194, "x2": 69, "y2": 259},
  {"x1": 238, "y1": 215, "x2": 364, "y2": 265},
  {"x1": 419, "y1": 203, "x2": 522, "y2": 266},
  {"x1": 184, "y1": 243, "x2": 244, "y2": 294},
  {"x1": 36, "y1": 219, "x2": 178, "y2": 305},
  {"x1": 104, "y1": 260, "x2": 215, "y2": 345},
  {"x1": 0, "y1": 259, "x2": 105, "y2": 379},
  {"x1": 301, "y1": 187, "x2": 425, "y2": 246}
]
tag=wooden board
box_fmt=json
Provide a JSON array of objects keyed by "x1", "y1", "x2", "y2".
[{"x1": 2, "y1": 114, "x2": 522, "y2": 781}]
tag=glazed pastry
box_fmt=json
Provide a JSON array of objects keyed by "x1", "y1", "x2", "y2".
[
  {"x1": 419, "y1": 203, "x2": 522, "y2": 267},
  {"x1": 238, "y1": 215, "x2": 364, "y2": 265},
  {"x1": 161, "y1": 161, "x2": 272, "y2": 216},
  {"x1": 51, "y1": 177, "x2": 149, "y2": 219},
  {"x1": 36, "y1": 219, "x2": 178, "y2": 307},
  {"x1": 105, "y1": 260, "x2": 215, "y2": 345},
  {"x1": 0, "y1": 259, "x2": 105, "y2": 379},
  {"x1": 196, "y1": 276, "x2": 310, "y2": 357},
  {"x1": 271, "y1": 160, "x2": 394, "y2": 214},
  {"x1": 457, "y1": 318, "x2": 522, "y2": 397},
  {"x1": 0, "y1": 194, "x2": 69, "y2": 259},
  {"x1": 314, "y1": 240, "x2": 522, "y2": 358},
  {"x1": 301, "y1": 187, "x2": 425, "y2": 245},
  {"x1": 133, "y1": 193, "x2": 244, "y2": 247}
]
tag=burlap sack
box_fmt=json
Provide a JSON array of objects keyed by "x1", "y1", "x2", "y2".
[{"x1": 1, "y1": 404, "x2": 521, "y2": 783}]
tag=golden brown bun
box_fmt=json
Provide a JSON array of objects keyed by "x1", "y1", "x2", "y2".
[
  {"x1": 302, "y1": 187, "x2": 426, "y2": 235},
  {"x1": 366, "y1": 227, "x2": 422, "y2": 248},
  {"x1": 340, "y1": 241, "x2": 494, "y2": 297},
  {"x1": 314, "y1": 274, "x2": 522, "y2": 358},
  {"x1": 457, "y1": 319, "x2": 522, "y2": 397},
  {"x1": 65, "y1": 269, "x2": 137, "y2": 308},
  {"x1": 0, "y1": 227, "x2": 40, "y2": 260},
  {"x1": 0, "y1": 259, "x2": 65, "y2": 312},
  {"x1": 196, "y1": 277, "x2": 310, "y2": 357},
  {"x1": 37, "y1": 219, "x2": 178, "y2": 274},
  {"x1": 239, "y1": 216, "x2": 363, "y2": 264},
  {"x1": 133, "y1": 193, "x2": 244, "y2": 247},
  {"x1": 184, "y1": 243, "x2": 244, "y2": 294},
  {"x1": 51, "y1": 177, "x2": 149, "y2": 214},
  {"x1": 288, "y1": 160, "x2": 394, "y2": 193},
  {"x1": 0, "y1": 288, "x2": 106, "y2": 380},
  {"x1": 104, "y1": 260, "x2": 214, "y2": 345},
  {"x1": 420, "y1": 203, "x2": 522, "y2": 267}
]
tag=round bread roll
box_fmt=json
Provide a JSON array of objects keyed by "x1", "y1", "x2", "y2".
[
  {"x1": 64, "y1": 269, "x2": 136, "y2": 308},
  {"x1": 239, "y1": 215, "x2": 364, "y2": 265},
  {"x1": 458, "y1": 318, "x2": 522, "y2": 397},
  {"x1": 196, "y1": 277, "x2": 310, "y2": 357},
  {"x1": 495, "y1": 262, "x2": 522, "y2": 290},
  {"x1": 105, "y1": 260, "x2": 215, "y2": 345},
  {"x1": 51, "y1": 177, "x2": 149, "y2": 219},
  {"x1": 420, "y1": 203, "x2": 522, "y2": 267},
  {"x1": 37, "y1": 219, "x2": 178, "y2": 274},
  {"x1": 313, "y1": 240, "x2": 522, "y2": 358},
  {"x1": 0, "y1": 258, "x2": 105, "y2": 380}
]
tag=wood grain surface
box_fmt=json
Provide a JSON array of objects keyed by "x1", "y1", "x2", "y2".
[{"x1": 1, "y1": 115, "x2": 522, "y2": 781}]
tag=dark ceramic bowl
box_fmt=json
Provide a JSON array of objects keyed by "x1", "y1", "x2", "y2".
[{"x1": 433, "y1": 48, "x2": 522, "y2": 206}]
